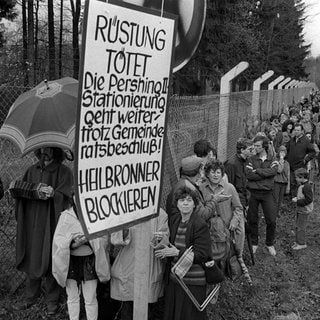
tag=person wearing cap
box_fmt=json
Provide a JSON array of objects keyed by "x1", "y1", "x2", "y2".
[
  {"x1": 273, "y1": 145, "x2": 290, "y2": 216},
  {"x1": 166, "y1": 155, "x2": 229, "y2": 222},
  {"x1": 291, "y1": 168, "x2": 313, "y2": 250}
]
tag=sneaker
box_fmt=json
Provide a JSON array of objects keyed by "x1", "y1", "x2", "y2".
[
  {"x1": 267, "y1": 246, "x2": 276, "y2": 256},
  {"x1": 252, "y1": 245, "x2": 258, "y2": 254},
  {"x1": 292, "y1": 244, "x2": 307, "y2": 250}
]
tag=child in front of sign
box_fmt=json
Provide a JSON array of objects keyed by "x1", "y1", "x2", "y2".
[{"x1": 52, "y1": 196, "x2": 110, "y2": 320}]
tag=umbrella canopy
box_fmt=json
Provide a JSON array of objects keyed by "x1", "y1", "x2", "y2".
[{"x1": 0, "y1": 77, "x2": 78, "y2": 156}]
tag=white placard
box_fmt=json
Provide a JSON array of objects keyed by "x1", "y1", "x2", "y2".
[{"x1": 75, "y1": 0, "x2": 176, "y2": 238}]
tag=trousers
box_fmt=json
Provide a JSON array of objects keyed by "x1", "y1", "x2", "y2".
[
  {"x1": 66, "y1": 279, "x2": 98, "y2": 320},
  {"x1": 296, "y1": 212, "x2": 309, "y2": 245},
  {"x1": 26, "y1": 273, "x2": 61, "y2": 306},
  {"x1": 247, "y1": 190, "x2": 277, "y2": 246}
]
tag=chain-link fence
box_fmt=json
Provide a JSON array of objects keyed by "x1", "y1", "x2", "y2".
[{"x1": 0, "y1": 84, "x2": 312, "y2": 293}]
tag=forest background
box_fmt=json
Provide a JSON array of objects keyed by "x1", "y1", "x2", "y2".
[{"x1": 0, "y1": 0, "x2": 319, "y2": 95}]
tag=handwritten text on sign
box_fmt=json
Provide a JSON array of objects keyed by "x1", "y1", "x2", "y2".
[{"x1": 76, "y1": 0, "x2": 175, "y2": 236}]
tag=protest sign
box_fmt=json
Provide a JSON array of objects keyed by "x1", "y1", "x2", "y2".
[{"x1": 75, "y1": 0, "x2": 176, "y2": 238}]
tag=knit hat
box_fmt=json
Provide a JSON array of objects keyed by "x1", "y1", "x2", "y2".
[{"x1": 180, "y1": 155, "x2": 203, "y2": 177}]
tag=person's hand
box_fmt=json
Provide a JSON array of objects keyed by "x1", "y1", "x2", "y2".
[
  {"x1": 154, "y1": 232, "x2": 165, "y2": 242},
  {"x1": 39, "y1": 185, "x2": 54, "y2": 198},
  {"x1": 205, "y1": 260, "x2": 215, "y2": 267},
  {"x1": 154, "y1": 244, "x2": 179, "y2": 259},
  {"x1": 271, "y1": 160, "x2": 279, "y2": 168},
  {"x1": 71, "y1": 235, "x2": 87, "y2": 249},
  {"x1": 246, "y1": 164, "x2": 256, "y2": 173},
  {"x1": 246, "y1": 164, "x2": 254, "y2": 171},
  {"x1": 213, "y1": 190, "x2": 232, "y2": 203},
  {"x1": 229, "y1": 221, "x2": 238, "y2": 232},
  {"x1": 292, "y1": 197, "x2": 297, "y2": 203}
]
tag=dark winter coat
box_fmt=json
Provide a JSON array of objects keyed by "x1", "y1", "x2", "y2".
[
  {"x1": 286, "y1": 135, "x2": 316, "y2": 171},
  {"x1": 225, "y1": 154, "x2": 249, "y2": 207},
  {"x1": 246, "y1": 155, "x2": 278, "y2": 192},
  {"x1": 15, "y1": 161, "x2": 73, "y2": 279}
]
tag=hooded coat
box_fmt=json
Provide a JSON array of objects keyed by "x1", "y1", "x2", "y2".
[
  {"x1": 52, "y1": 207, "x2": 110, "y2": 287},
  {"x1": 111, "y1": 209, "x2": 169, "y2": 303}
]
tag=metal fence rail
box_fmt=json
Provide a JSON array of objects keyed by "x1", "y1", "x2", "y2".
[{"x1": 0, "y1": 84, "x2": 309, "y2": 292}]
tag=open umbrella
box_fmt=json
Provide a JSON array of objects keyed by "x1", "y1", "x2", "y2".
[{"x1": 0, "y1": 77, "x2": 78, "y2": 156}]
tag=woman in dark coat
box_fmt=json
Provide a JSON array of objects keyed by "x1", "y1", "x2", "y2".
[
  {"x1": 155, "y1": 186, "x2": 211, "y2": 320},
  {"x1": 13, "y1": 147, "x2": 73, "y2": 315}
]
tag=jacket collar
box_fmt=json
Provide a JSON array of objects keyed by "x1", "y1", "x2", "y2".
[
  {"x1": 203, "y1": 177, "x2": 226, "y2": 192},
  {"x1": 36, "y1": 160, "x2": 61, "y2": 172}
]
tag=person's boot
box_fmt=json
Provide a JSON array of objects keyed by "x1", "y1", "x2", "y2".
[
  {"x1": 47, "y1": 302, "x2": 59, "y2": 316},
  {"x1": 13, "y1": 297, "x2": 37, "y2": 311}
]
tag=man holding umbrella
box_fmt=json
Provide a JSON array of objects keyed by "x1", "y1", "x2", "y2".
[
  {"x1": 11, "y1": 148, "x2": 73, "y2": 315},
  {"x1": 0, "y1": 78, "x2": 77, "y2": 315}
]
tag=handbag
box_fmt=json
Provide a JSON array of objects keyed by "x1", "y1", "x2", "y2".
[
  {"x1": 171, "y1": 246, "x2": 194, "y2": 279},
  {"x1": 203, "y1": 260, "x2": 225, "y2": 284},
  {"x1": 172, "y1": 253, "x2": 221, "y2": 312}
]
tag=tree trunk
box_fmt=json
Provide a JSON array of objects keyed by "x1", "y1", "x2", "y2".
[
  {"x1": 34, "y1": 0, "x2": 39, "y2": 83},
  {"x1": 48, "y1": 0, "x2": 56, "y2": 79},
  {"x1": 59, "y1": 0, "x2": 63, "y2": 78},
  {"x1": 70, "y1": 0, "x2": 80, "y2": 79},
  {"x1": 27, "y1": 0, "x2": 34, "y2": 86},
  {"x1": 22, "y1": 0, "x2": 28, "y2": 86}
]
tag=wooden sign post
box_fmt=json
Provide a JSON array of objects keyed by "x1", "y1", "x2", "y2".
[
  {"x1": 74, "y1": 1, "x2": 176, "y2": 319},
  {"x1": 133, "y1": 220, "x2": 151, "y2": 320}
]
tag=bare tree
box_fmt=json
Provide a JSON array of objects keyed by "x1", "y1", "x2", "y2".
[
  {"x1": 22, "y1": 0, "x2": 28, "y2": 85},
  {"x1": 59, "y1": 0, "x2": 63, "y2": 77},
  {"x1": 27, "y1": 0, "x2": 34, "y2": 85},
  {"x1": 48, "y1": 0, "x2": 56, "y2": 79},
  {"x1": 34, "y1": 0, "x2": 40, "y2": 82},
  {"x1": 70, "y1": 0, "x2": 80, "y2": 79}
]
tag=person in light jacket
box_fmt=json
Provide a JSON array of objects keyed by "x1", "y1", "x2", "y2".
[
  {"x1": 200, "y1": 160, "x2": 245, "y2": 259},
  {"x1": 110, "y1": 208, "x2": 169, "y2": 320},
  {"x1": 52, "y1": 199, "x2": 110, "y2": 320}
]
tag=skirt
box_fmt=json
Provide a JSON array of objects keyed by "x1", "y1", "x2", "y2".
[
  {"x1": 163, "y1": 280, "x2": 207, "y2": 320},
  {"x1": 67, "y1": 254, "x2": 97, "y2": 283}
]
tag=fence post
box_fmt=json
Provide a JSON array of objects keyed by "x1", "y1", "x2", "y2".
[
  {"x1": 291, "y1": 80, "x2": 299, "y2": 103},
  {"x1": 251, "y1": 70, "x2": 274, "y2": 118},
  {"x1": 217, "y1": 61, "x2": 249, "y2": 161},
  {"x1": 267, "y1": 75, "x2": 284, "y2": 115},
  {"x1": 285, "y1": 80, "x2": 296, "y2": 104},
  {"x1": 278, "y1": 77, "x2": 291, "y2": 89},
  {"x1": 278, "y1": 77, "x2": 291, "y2": 108}
]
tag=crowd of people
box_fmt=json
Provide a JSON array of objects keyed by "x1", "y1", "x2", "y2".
[{"x1": 9, "y1": 90, "x2": 320, "y2": 320}]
